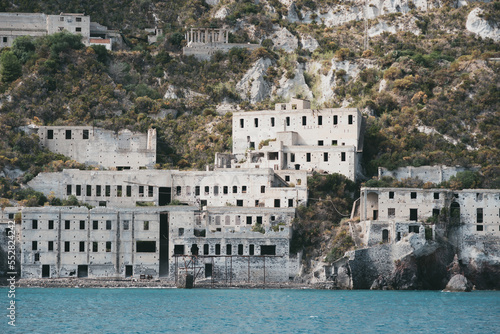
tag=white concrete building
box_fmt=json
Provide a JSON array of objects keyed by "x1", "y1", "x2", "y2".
[
  {"x1": 220, "y1": 99, "x2": 364, "y2": 180},
  {"x1": 36, "y1": 126, "x2": 156, "y2": 170}
]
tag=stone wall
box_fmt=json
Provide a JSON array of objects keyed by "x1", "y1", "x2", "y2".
[{"x1": 378, "y1": 165, "x2": 479, "y2": 184}]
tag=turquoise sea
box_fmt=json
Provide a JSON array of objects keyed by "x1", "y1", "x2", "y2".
[{"x1": 1, "y1": 288, "x2": 499, "y2": 333}]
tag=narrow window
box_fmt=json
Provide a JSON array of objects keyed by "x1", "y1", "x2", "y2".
[
  {"x1": 48, "y1": 220, "x2": 54, "y2": 229},
  {"x1": 195, "y1": 186, "x2": 200, "y2": 196},
  {"x1": 226, "y1": 244, "x2": 232, "y2": 255},
  {"x1": 318, "y1": 115, "x2": 322, "y2": 125},
  {"x1": 106, "y1": 242, "x2": 111, "y2": 252},
  {"x1": 271, "y1": 117, "x2": 275, "y2": 127},
  {"x1": 204, "y1": 244, "x2": 209, "y2": 255},
  {"x1": 205, "y1": 186, "x2": 209, "y2": 194},
  {"x1": 65, "y1": 220, "x2": 70, "y2": 229},
  {"x1": 106, "y1": 220, "x2": 112, "y2": 230},
  {"x1": 434, "y1": 192, "x2": 439, "y2": 199},
  {"x1": 411, "y1": 192, "x2": 417, "y2": 199},
  {"x1": 65, "y1": 242, "x2": 70, "y2": 252},
  {"x1": 290, "y1": 153, "x2": 295, "y2": 162},
  {"x1": 477, "y1": 208, "x2": 483, "y2": 223},
  {"x1": 254, "y1": 118, "x2": 258, "y2": 127},
  {"x1": 126, "y1": 185, "x2": 131, "y2": 197},
  {"x1": 86, "y1": 185, "x2": 92, "y2": 196},
  {"x1": 238, "y1": 244, "x2": 243, "y2": 255},
  {"x1": 65, "y1": 129, "x2": 72, "y2": 139},
  {"x1": 83, "y1": 129, "x2": 89, "y2": 139},
  {"x1": 341, "y1": 152, "x2": 346, "y2": 161},
  {"x1": 286, "y1": 117, "x2": 290, "y2": 126},
  {"x1": 80, "y1": 241, "x2": 85, "y2": 252},
  {"x1": 67, "y1": 185, "x2": 72, "y2": 195},
  {"x1": 105, "y1": 185, "x2": 110, "y2": 197},
  {"x1": 32, "y1": 219, "x2": 38, "y2": 229},
  {"x1": 123, "y1": 220, "x2": 129, "y2": 230},
  {"x1": 302, "y1": 116, "x2": 307, "y2": 125},
  {"x1": 80, "y1": 220, "x2": 85, "y2": 230},
  {"x1": 214, "y1": 186, "x2": 219, "y2": 195},
  {"x1": 285, "y1": 175, "x2": 290, "y2": 182},
  {"x1": 215, "y1": 244, "x2": 221, "y2": 255},
  {"x1": 176, "y1": 186, "x2": 182, "y2": 196},
  {"x1": 348, "y1": 115, "x2": 353, "y2": 124},
  {"x1": 246, "y1": 216, "x2": 252, "y2": 225},
  {"x1": 261, "y1": 186, "x2": 265, "y2": 193},
  {"x1": 48, "y1": 241, "x2": 53, "y2": 251},
  {"x1": 223, "y1": 186, "x2": 228, "y2": 194},
  {"x1": 32, "y1": 241, "x2": 38, "y2": 251},
  {"x1": 117, "y1": 185, "x2": 122, "y2": 197},
  {"x1": 96, "y1": 185, "x2": 101, "y2": 196},
  {"x1": 148, "y1": 186, "x2": 153, "y2": 197},
  {"x1": 47, "y1": 129, "x2": 53, "y2": 139},
  {"x1": 332, "y1": 140, "x2": 338, "y2": 146},
  {"x1": 139, "y1": 186, "x2": 144, "y2": 197},
  {"x1": 323, "y1": 152, "x2": 328, "y2": 162},
  {"x1": 410, "y1": 209, "x2": 418, "y2": 221},
  {"x1": 274, "y1": 199, "x2": 280, "y2": 208},
  {"x1": 242, "y1": 186, "x2": 247, "y2": 193},
  {"x1": 144, "y1": 221, "x2": 149, "y2": 230},
  {"x1": 255, "y1": 200, "x2": 259, "y2": 207},
  {"x1": 93, "y1": 220, "x2": 98, "y2": 229},
  {"x1": 75, "y1": 185, "x2": 81, "y2": 196},
  {"x1": 389, "y1": 191, "x2": 394, "y2": 199},
  {"x1": 249, "y1": 244, "x2": 255, "y2": 255},
  {"x1": 333, "y1": 115, "x2": 338, "y2": 125},
  {"x1": 178, "y1": 228, "x2": 184, "y2": 236},
  {"x1": 240, "y1": 119, "x2": 244, "y2": 128},
  {"x1": 318, "y1": 140, "x2": 324, "y2": 146},
  {"x1": 288, "y1": 199, "x2": 294, "y2": 207},
  {"x1": 257, "y1": 216, "x2": 263, "y2": 224},
  {"x1": 306, "y1": 153, "x2": 311, "y2": 162},
  {"x1": 388, "y1": 208, "x2": 395, "y2": 218},
  {"x1": 233, "y1": 186, "x2": 237, "y2": 193},
  {"x1": 93, "y1": 242, "x2": 98, "y2": 252}
]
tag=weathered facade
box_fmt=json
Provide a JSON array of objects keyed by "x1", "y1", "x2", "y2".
[
  {"x1": 18, "y1": 206, "x2": 295, "y2": 282},
  {"x1": 378, "y1": 165, "x2": 479, "y2": 184},
  {"x1": 219, "y1": 99, "x2": 364, "y2": 180},
  {"x1": 36, "y1": 126, "x2": 156, "y2": 170},
  {"x1": 183, "y1": 28, "x2": 260, "y2": 60}
]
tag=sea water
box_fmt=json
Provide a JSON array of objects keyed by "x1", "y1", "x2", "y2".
[{"x1": 1, "y1": 288, "x2": 499, "y2": 333}]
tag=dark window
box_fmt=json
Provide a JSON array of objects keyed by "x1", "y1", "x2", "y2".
[
  {"x1": 215, "y1": 244, "x2": 221, "y2": 255},
  {"x1": 271, "y1": 117, "x2": 275, "y2": 127},
  {"x1": 144, "y1": 221, "x2": 149, "y2": 230},
  {"x1": 246, "y1": 216, "x2": 252, "y2": 225},
  {"x1": 434, "y1": 192, "x2": 439, "y2": 199},
  {"x1": 76, "y1": 27, "x2": 81, "y2": 32},
  {"x1": 126, "y1": 186, "x2": 131, "y2": 197},
  {"x1": 256, "y1": 216, "x2": 262, "y2": 224},
  {"x1": 223, "y1": 186, "x2": 228, "y2": 194},
  {"x1": 148, "y1": 186, "x2": 153, "y2": 197},
  {"x1": 83, "y1": 129, "x2": 89, "y2": 139},
  {"x1": 34, "y1": 253, "x2": 40, "y2": 262},
  {"x1": 348, "y1": 115, "x2": 353, "y2": 124},
  {"x1": 76, "y1": 17, "x2": 82, "y2": 22},
  {"x1": 214, "y1": 186, "x2": 219, "y2": 195},
  {"x1": 32, "y1": 241, "x2": 37, "y2": 251},
  {"x1": 389, "y1": 192, "x2": 394, "y2": 199},
  {"x1": 333, "y1": 115, "x2": 338, "y2": 125},
  {"x1": 249, "y1": 244, "x2": 254, "y2": 255},
  {"x1": 255, "y1": 200, "x2": 259, "y2": 207},
  {"x1": 274, "y1": 199, "x2": 280, "y2": 208},
  {"x1": 288, "y1": 199, "x2": 294, "y2": 207},
  {"x1": 306, "y1": 153, "x2": 311, "y2": 162},
  {"x1": 286, "y1": 117, "x2": 290, "y2": 126},
  {"x1": 226, "y1": 244, "x2": 232, "y2": 255},
  {"x1": 105, "y1": 185, "x2": 110, "y2": 197},
  {"x1": 93, "y1": 242, "x2": 98, "y2": 252},
  {"x1": 65, "y1": 220, "x2": 70, "y2": 229},
  {"x1": 204, "y1": 244, "x2": 209, "y2": 255},
  {"x1": 48, "y1": 241, "x2": 53, "y2": 251},
  {"x1": 117, "y1": 185, "x2": 122, "y2": 197},
  {"x1": 93, "y1": 220, "x2": 98, "y2": 229},
  {"x1": 261, "y1": 186, "x2": 265, "y2": 193},
  {"x1": 409, "y1": 226, "x2": 420, "y2": 233},
  {"x1": 318, "y1": 116, "x2": 322, "y2": 125},
  {"x1": 106, "y1": 242, "x2": 111, "y2": 252},
  {"x1": 32, "y1": 219, "x2": 38, "y2": 229},
  {"x1": 96, "y1": 185, "x2": 101, "y2": 196},
  {"x1": 388, "y1": 208, "x2": 395, "y2": 218},
  {"x1": 302, "y1": 116, "x2": 307, "y2": 125},
  {"x1": 477, "y1": 208, "x2": 483, "y2": 223},
  {"x1": 123, "y1": 220, "x2": 129, "y2": 230},
  {"x1": 67, "y1": 185, "x2": 72, "y2": 195},
  {"x1": 285, "y1": 175, "x2": 290, "y2": 182},
  {"x1": 411, "y1": 192, "x2": 417, "y2": 199},
  {"x1": 332, "y1": 140, "x2": 338, "y2": 146},
  {"x1": 176, "y1": 186, "x2": 181, "y2": 196},
  {"x1": 341, "y1": 152, "x2": 346, "y2": 161},
  {"x1": 106, "y1": 220, "x2": 111, "y2": 230},
  {"x1": 47, "y1": 129, "x2": 53, "y2": 139},
  {"x1": 76, "y1": 185, "x2": 81, "y2": 196},
  {"x1": 410, "y1": 209, "x2": 418, "y2": 221},
  {"x1": 195, "y1": 186, "x2": 200, "y2": 196},
  {"x1": 242, "y1": 186, "x2": 247, "y2": 193},
  {"x1": 237, "y1": 200, "x2": 243, "y2": 207},
  {"x1": 137, "y1": 241, "x2": 156, "y2": 253},
  {"x1": 79, "y1": 220, "x2": 85, "y2": 229},
  {"x1": 87, "y1": 185, "x2": 92, "y2": 196},
  {"x1": 254, "y1": 118, "x2": 258, "y2": 127},
  {"x1": 290, "y1": 153, "x2": 295, "y2": 162},
  {"x1": 250, "y1": 142, "x2": 255, "y2": 149},
  {"x1": 323, "y1": 152, "x2": 328, "y2": 162},
  {"x1": 433, "y1": 209, "x2": 440, "y2": 217},
  {"x1": 65, "y1": 241, "x2": 70, "y2": 252},
  {"x1": 233, "y1": 186, "x2": 237, "y2": 193},
  {"x1": 48, "y1": 220, "x2": 54, "y2": 229},
  {"x1": 261, "y1": 245, "x2": 276, "y2": 255},
  {"x1": 238, "y1": 244, "x2": 244, "y2": 255},
  {"x1": 178, "y1": 228, "x2": 184, "y2": 236},
  {"x1": 205, "y1": 186, "x2": 209, "y2": 194},
  {"x1": 476, "y1": 225, "x2": 483, "y2": 231},
  {"x1": 318, "y1": 140, "x2": 324, "y2": 146},
  {"x1": 80, "y1": 241, "x2": 85, "y2": 252},
  {"x1": 240, "y1": 119, "x2": 244, "y2": 128},
  {"x1": 139, "y1": 186, "x2": 144, "y2": 197},
  {"x1": 65, "y1": 130, "x2": 71, "y2": 139}
]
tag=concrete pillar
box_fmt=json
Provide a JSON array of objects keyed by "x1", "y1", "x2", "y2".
[{"x1": 363, "y1": 190, "x2": 367, "y2": 221}]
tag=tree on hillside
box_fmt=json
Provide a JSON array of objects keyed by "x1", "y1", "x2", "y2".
[{"x1": 0, "y1": 51, "x2": 22, "y2": 83}]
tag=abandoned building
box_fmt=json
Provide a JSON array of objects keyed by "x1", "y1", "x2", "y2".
[
  {"x1": 16, "y1": 205, "x2": 296, "y2": 281},
  {"x1": 0, "y1": 12, "x2": 120, "y2": 50},
  {"x1": 352, "y1": 187, "x2": 500, "y2": 247},
  {"x1": 216, "y1": 99, "x2": 364, "y2": 181},
  {"x1": 183, "y1": 28, "x2": 260, "y2": 60},
  {"x1": 377, "y1": 165, "x2": 480, "y2": 184},
  {"x1": 36, "y1": 126, "x2": 156, "y2": 170}
]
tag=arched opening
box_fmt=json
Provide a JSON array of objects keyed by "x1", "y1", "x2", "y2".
[
  {"x1": 382, "y1": 229, "x2": 389, "y2": 243},
  {"x1": 366, "y1": 192, "x2": 379, "y2": 220},
  {"x1": 450, "y1": 202, "x2": 460, "y2": 225}
]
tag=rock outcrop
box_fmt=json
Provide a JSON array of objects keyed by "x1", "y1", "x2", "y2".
[
  {"x1": 236, "y1": 58, "x2": 273, "y2": 103},
  {"x1": 274, "y1": 62, "x2": 313, "y2": 100},
  {"x1": 269, "y1": 26, "x2": 298, "y2": 52},
  {"x1": 444, "y1": 274, "x2": 473, "y2": 292},
  {"x1": 466, "y1": 8, "x2": 500, "y2": 42}
]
